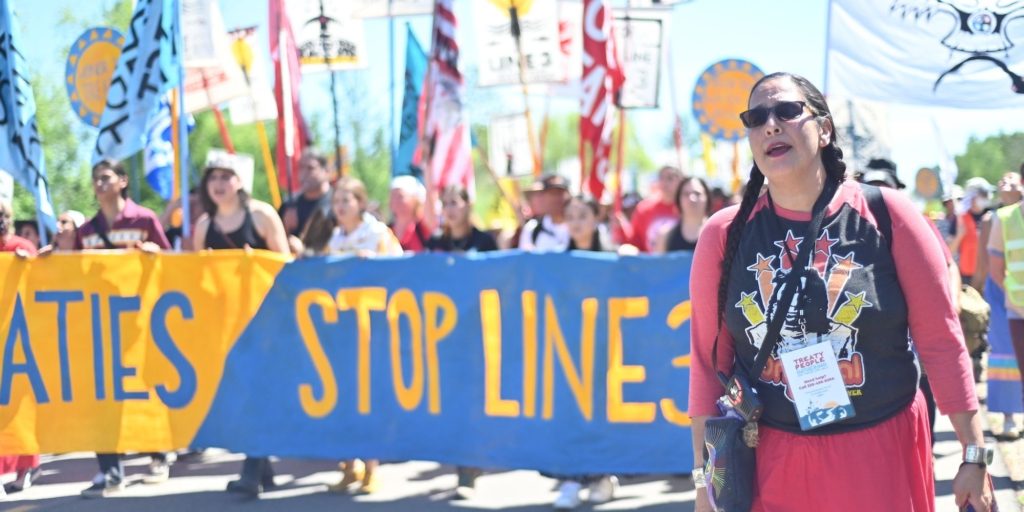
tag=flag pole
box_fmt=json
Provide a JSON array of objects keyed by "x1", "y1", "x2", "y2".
[
  {"x1": 175, "y1": 0, "x2": 191, "y2": 239},
  {"x1": 171, "y1": 88, "x2": 181, "y2": 200},
  {"x1": 508, "y1": 3, "x2": 542, "y2": 177},
  {"x1": 823, "y1": 0, "x2": 835, "y2": 95},
  {"x1": 318, "y1": 0, "x2": 344, "y2": 175},
  {"x1": 666, "y1": 22, "x2": 685, "y2": 173},
  {"x1": 388, "y1": 0, "x2": 397, "y2": 173},
  {"x1": 232, "y1": 31, "x2": 282, "y2": 208},
  {"x1": 200, "y1": 69, "x2": 237, "y2": 153}
]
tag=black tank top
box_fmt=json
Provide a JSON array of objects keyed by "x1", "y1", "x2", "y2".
[
  {"x1": 205, "y1": 208, "x2": 269, "y2": 250},
  {"x1": 665, "y1": 222, "x2": 698, "y2": 252}
]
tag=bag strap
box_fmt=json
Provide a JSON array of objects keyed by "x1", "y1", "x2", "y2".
[
  {"x1": 713, "y1": 179, "x2": 838, "y2": 385},
  {"x1": 90, "y1": 216, "x2": 117, "y2": 249},
  {"x1": 859, "y1": 183, "x2": 892, "y2": 248}
]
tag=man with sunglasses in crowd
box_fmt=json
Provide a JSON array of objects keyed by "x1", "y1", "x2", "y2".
[{"x1": 75, "y1": 159, "x2": 173, "y2": 498}]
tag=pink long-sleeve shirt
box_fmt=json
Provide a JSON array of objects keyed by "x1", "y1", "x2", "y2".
[{"x1": 688, "y1": 181, "x2": 977, "y2": 432}]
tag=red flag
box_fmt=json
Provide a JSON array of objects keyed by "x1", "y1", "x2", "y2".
[
  {"x1": 270, "y1": 0, "x2": 309, "y2": 193},
  {"x1": 580, "y1": 0, "x2": 624, "y2": 200},
  {"x1": 423, "y1": 0, "x2": 474, "y2": 194}
]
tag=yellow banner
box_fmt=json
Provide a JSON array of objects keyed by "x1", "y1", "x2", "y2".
[{"x1": 0, "y1": 251, "x2": 287, "y2": 454}]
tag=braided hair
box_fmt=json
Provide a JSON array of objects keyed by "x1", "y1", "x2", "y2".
[{"x1": 713, "y1": 72, "x2": 847, "y2": 371}]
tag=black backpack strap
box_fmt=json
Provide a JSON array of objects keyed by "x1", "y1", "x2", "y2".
[
  {"x1": 713, "y1": 179, "x2": 839, "y2": 383},
  {"x1": 90, "y1": 217, "x2": 117, "y2": 249},
  {"x1": 531, "y1": 216, "x2": 550, "y2": 244},
  {"x1": 860, "y1": 183, "x2": 892, "y2": 248}
]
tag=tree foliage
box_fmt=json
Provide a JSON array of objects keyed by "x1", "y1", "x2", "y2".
[{"x1": 954, "y1": 132, "x2": 1024, "y2": 185}]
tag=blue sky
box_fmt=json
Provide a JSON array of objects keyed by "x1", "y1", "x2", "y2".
[{"x1": 18, "y1": 0, "x2": 1024, "y2": 188}]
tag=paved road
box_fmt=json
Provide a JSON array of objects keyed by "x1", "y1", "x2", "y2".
[{"x1": 0, "y1": 412, "x2": 1019, "y2": 511}]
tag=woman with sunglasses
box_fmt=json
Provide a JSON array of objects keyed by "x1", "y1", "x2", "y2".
[{"x1": 688, "y1": 73, "x2": 992, "y2": 511}]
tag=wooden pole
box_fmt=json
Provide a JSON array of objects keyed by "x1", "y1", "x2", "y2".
[
  {"x1": 614, "y1": 108, "x2": 626, "y2": 214},
  {"x1": 509, "y1": 4, "x2": 542, "y2": 177},
  {"x1": 256, "y1": 121, "x2": 282, "y2": 207}
]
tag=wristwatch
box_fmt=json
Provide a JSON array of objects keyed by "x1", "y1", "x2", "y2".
[
  {"x1": 692, "y1": 466, "x2": 707, "y2": 489},
  {"x1": 963, "y1": 444, "x2": 995, "y2": 466}
]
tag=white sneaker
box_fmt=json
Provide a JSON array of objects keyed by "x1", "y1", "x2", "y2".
[
  {"x1": 588, "y1": 475, "x2": 618, "y2": 503},
  {"x1": 553, "y1": 481, "x2": 583, "y2": 510},
  {"x1": 142, "y1": 461, "x2": 170, "y2": 484}
]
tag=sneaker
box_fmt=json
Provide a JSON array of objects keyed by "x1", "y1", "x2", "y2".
[
  {"x1": 553, "y1": 481, "x2": 583, "y2": 510},
  {"x1": 588, "y1": 475, "x2": 618, "y2": 503},
  {"x1": 80, "y1": 479, "x2": 126, "y2": 498},
  {"x1": 142, "y1": 460, "x2": 170, "y2": 484}
]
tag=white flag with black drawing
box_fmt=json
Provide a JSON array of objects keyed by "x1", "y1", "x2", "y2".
[{"x1": 826, "y1": 0, "x2": 1024, "y2": 109}]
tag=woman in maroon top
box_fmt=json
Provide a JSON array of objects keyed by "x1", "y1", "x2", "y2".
[{"x1": 688, "y1": 73, "x2": 991, "y2": 511}]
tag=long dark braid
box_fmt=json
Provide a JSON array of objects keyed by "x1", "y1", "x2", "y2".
[{"x1": 712, "y1": 72, "x2": 846, "y2": 375}]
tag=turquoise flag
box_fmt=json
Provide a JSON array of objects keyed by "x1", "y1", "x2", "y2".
[
  {"x1": 393, "y1": 24, "x2": 427, "y2": 179},
  {"x1": 92, "y1": 0, "x2": 181, "y2": 164},
  {"x1": 0, "y1": 0, "x2": 55, "y2": 232}
]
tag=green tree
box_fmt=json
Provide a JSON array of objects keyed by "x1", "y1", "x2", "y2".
[{"x1": 954, "y1": 132, "x2": 1024, "y2": 185}]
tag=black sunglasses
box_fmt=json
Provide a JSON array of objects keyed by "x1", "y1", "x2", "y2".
[{"x1": 739, "y1": 100, "x2": 809, "y2": 129}]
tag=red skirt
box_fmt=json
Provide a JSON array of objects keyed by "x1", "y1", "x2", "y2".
[
  {"x1": 0, "y1": 455, "x2": 39, "y2": 475},
  {"x1": 753, "y1": 390, "x2": 933, "y2": 512}
]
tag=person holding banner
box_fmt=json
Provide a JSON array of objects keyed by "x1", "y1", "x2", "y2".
[
  {"x1": 301, "y1": 176, "x2": 400, "y2": 494},
  {"x1": 426, "y1": 185, "x2": 497, "y2": 254},
  {"x1": 423, "y1": 184, "x2": 495, "y2": 498},
  {"x1": 546, "y1": 194, "x2": 620, "y2": 509},
  {"x1": 191, "y1": 156, "x2": 289, "y2": 496},
  {"x1": 73, "y1": 160, "x2": 172, "y2": 498},
  {"x1": 301, "y1": 177, "x2": 403, "y2": 260},
  {"x1": 75, "y1": 160, "x2": 171, "y2": 252},
  {"x1": 192, "y1": 157, "x2": 289, "y2": 254},
  {"x1": 0, "y1": 200, "x2": 36, "y2": 256},
  {"x1": 389, "y1": 175, "x2": 434, "y2": 253},
  {"x1": 688, "y1": 73, "x2": 992, "y2": 511},
  {"x1": 48, "y1": 210, "x2": 86, "y2": 252},
  {"x1": 565, "y1": 196, "x2": 614, "y2": 253},
  {"x1": 518, "y1": 174, "x2": 571, "y2": 253}
]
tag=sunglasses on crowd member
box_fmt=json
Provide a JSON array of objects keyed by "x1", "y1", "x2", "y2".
[{"x1": 739, "y1": 100, "x2": 810, "y2": 129}]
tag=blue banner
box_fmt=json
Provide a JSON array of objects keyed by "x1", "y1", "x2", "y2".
[
  {"x1": 0, "y1": 0, "x2": 55, "y2": 232},
  {"x1": 92, "y1": 0, "x2": 180, "y2": 164},
  {"x1": 392, "y1": 24, "x2": 427, "y2": 180},
  {"x1": 194, "y1": 252, "x2": 695, "y2": 474}
]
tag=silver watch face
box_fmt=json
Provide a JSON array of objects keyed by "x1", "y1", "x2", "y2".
[{"x1": 965, "y1": 445, "x2": 994, "y2": 465}]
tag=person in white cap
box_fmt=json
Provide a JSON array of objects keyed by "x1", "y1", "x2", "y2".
[
  {"x1": 50, "y1": 209, "x2": 85, "y2": 251},
  {"x1": 192, "y1": 152, "x2": 289, "y2": 254},
  {"x1": 388, "y1": 174, "x2": 435, "y2": 252}
]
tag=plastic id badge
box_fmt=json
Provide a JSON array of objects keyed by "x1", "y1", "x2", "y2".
[{"x1": 779, "y1": 342, "x2": 856, "y2": 431}]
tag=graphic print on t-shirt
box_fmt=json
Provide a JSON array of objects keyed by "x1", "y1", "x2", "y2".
[{"x1": 738, "y1": 228, "x2": 869, "y2": 402}]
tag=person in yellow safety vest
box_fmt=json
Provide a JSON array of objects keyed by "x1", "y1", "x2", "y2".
[{"x1": 987, "y1": 165, "x2": 1024, "y2": 410}]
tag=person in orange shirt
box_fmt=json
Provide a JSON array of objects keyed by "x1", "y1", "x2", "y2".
[{"x1": 953, "y1": 177, "x2": 995, "y2": 284}]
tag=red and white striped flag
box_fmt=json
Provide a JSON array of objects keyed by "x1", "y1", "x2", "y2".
[
  {"x1": 423, "y1": 0, "x2": 474, "y2": 194},
  {"x1": 270, "y1": 0, "x2": 310, "y2": 193},
  {"x1": 580, "y1": 0, "x2": 624, "y2": 200}
]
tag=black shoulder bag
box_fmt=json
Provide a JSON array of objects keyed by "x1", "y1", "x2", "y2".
[{"x1": 701, "y1": 179, "x2": 837, "y2": 512}]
